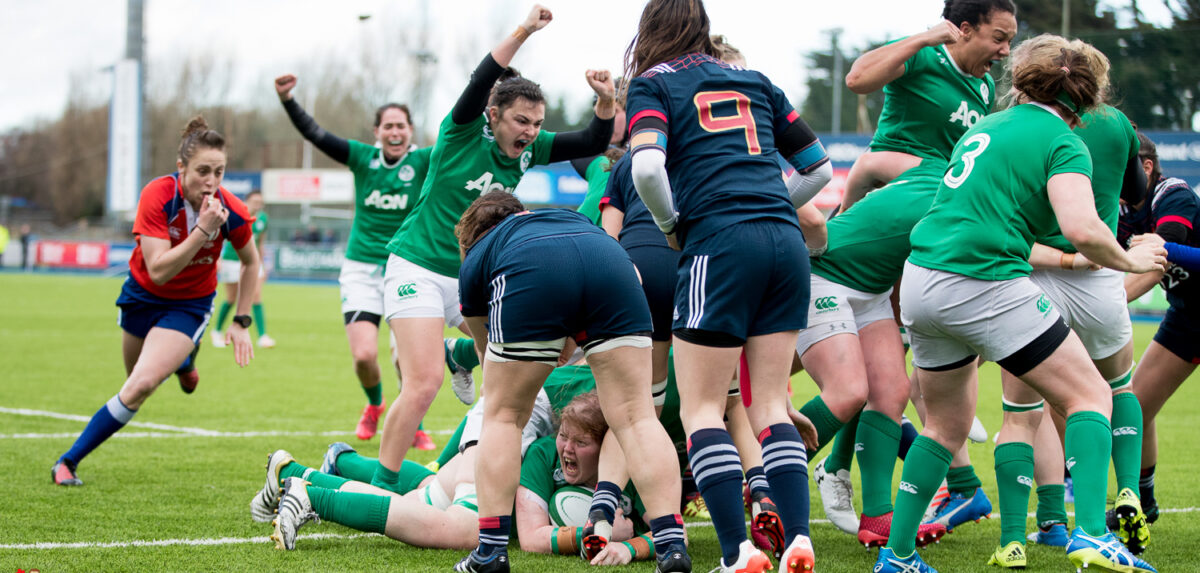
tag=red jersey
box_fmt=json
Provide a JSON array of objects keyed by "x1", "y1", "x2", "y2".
[{"x1": 128, "y1": 173, "x2": 255, "y2": 300}]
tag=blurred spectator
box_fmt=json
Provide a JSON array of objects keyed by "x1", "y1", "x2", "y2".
[
  {"x1": 305, "y1": 225, "x2": 321, "y2": 243},
  {"x1": 322, "y1": 228, "x2": 338, "y2": 245},
  {"x1": 19, "y1": 224, "x2": 33, "y2": 270}
]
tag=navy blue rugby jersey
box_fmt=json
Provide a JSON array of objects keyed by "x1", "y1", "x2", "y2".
[
  {"x1": 625, "y1": 53, "x2": 825, "y2": 246},
  {"x1": 458, "y1": 209, "x2": 610, "y2": 317}
]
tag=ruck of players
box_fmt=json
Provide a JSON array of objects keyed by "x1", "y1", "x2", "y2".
[{"x1": 46, "y1": 1, "x2": 1200, "y2": 573}]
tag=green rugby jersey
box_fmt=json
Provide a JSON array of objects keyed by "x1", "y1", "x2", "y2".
[
  {"x1": 909, "y1": 104, "x2": 1093, "y2": 281},
  {"x1": 1037, "y1": 104, "x2": 1138, "y2": 254},
  {"x1": 220, "y1": 210, "x2": 268, "y2": 261},
  {"x1": 387, "y1": 112, "x2": 555, "y2": 278},
  {"x1": 342, "y1": 141, "x2": 432, "y2": 265},
  {"x1": 576, "y1": 155, "x2": 611, "y2": 226},
  {"x1": 812, "y1": 160, "x2": 945, "y2": 294},
  {"x1": 870, "y1": 41, "x2": 995, "y2": 161}
]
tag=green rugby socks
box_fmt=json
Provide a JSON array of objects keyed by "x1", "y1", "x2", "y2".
[
  {"x1": 1064, "y1": 411, "x2": 1112, "y2": 535},
  {"x1": 307, "y1": 486, "x2": 390, "y2": 534},
  {"x1": 1111, "y1": 392, "x2": 1143, "y2": 493},
  {"x1": 857, "y1": 410, "x2": 901, "y2": 517},
  {"x1": 994, "y1": 442, "x2": 1035, "y2": 545},
  {"x1": 799, "y1": 395, "x2": 845, "y2": 454},
  {"x1": 887, "y1": 436, "x2": 952, "y2": 556},
  {"x1": 279, "y1": 461, "x2": 350, "y2": 490}
]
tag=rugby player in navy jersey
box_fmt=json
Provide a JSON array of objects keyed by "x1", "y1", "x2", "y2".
[
  {"x1": 621, "y1": 1, "x2": 832, "y2": 571},
  {"x1": 1120, "y1": 133, "x2": 1200, "y2": 531},
  {"x1": 451, "y1": 192, "x2": 690, "y2": 573}
]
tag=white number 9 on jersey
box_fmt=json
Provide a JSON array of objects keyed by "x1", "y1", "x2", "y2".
[{"x1": 943, "y1": 133, "x2": 991, "y2": 189}]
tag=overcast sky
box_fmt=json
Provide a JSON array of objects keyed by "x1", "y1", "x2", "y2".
[{"x1": 0, "y1": 0, "x2": 1177, "y2": 132}]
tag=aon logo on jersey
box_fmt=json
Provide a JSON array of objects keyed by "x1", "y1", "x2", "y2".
[
  {"x1": 465, "y1": 172, "x2": 514, "y2": 196},
  {"x1": 949, "y1": 101, "x2": 982, "y2": 129},
  {"x1": 365, "y1": 190, "x2": 409, "y2": 210}
]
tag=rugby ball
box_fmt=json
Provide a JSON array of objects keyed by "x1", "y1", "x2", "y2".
[{"x1": 548, "y1": 485, "x2": 593, "y2": 527}]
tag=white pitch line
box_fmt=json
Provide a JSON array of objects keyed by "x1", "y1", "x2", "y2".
[
  {"x1": 0, "y1": 431, "x2": 354, "y2": 440},
  {"x1": 0, "y1": 406, "x2": 224, "y2": 435},
  {"x1": 6, "y1": 508, "x2": 1199, "y2": 550},
  {"x1": 0, "y1": 532, "x2": 379, "y2": 551},
  {"x1": 0, "y1": 406, "x2": 456, "y2": 439}
]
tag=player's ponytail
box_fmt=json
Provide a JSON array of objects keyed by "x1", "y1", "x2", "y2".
[
  {"x1": 456, "y1": 190, "x2": 526, "y2": 252},
  {"x1": 1010, "y1": 35, "x2": 1100, "y2": 126},
  {"x1": 178, "y1": 115, "x2": 226, "y2": 166}
]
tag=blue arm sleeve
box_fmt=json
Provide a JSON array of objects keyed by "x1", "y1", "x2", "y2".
[{"x1": 1165, "y1": 242, "x2": 1200, "y2": 272}]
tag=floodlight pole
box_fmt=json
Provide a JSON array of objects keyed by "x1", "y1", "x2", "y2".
[
  {"x1": 1062, "y1": 0, "x2": 1071, "y2": 37},
  {"x1": 829, "y1": 28, "x2": 844, "y2": 135}
]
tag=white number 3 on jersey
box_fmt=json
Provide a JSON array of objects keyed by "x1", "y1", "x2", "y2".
[{"x1": 944, "y1": 134, "x2": 990, "y2": 189}]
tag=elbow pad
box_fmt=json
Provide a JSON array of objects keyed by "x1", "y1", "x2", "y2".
[{"x1": 630, "y1": 149, "x2": 678, "y2": 233}]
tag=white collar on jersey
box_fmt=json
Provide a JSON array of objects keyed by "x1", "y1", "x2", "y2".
[
  {"x1": 1028, "y1": 101, "x2": 1067, "y2": 123},
  {"x1": 939, "y1": 44, "x2": 974, "y2": 78},
  {"x1": 375, "y1": 142, "x2": 418, "y2": 169}
]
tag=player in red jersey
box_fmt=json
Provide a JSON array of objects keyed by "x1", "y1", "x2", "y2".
[{"x1": 52, "y1": 117, "x2": 260, "y2": 486}]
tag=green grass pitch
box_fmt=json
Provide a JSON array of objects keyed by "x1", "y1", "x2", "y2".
[{"x1": 1, "y1": 273, "x2": 1197, "y2": 572}]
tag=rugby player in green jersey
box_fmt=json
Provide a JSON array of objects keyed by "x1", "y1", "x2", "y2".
[
  {"x1": 274, "y1": 73, "x2": 442, "y2": 447},
  {"x1": 842, "y1": 0, "x2": 1016, "y2": 212},
  {"x1": 877, "y1": 37, "x2": 1163, "y2": 573},
  {"x1": 374, "y1": 4, "x2": 615, "y2": 511},
  {"x1": 989, "y1": 37, "x2": 1151, "y2": 565}
]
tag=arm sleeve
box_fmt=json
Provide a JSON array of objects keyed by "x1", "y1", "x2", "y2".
[
  {"x1": 452, "y1": 54, "x2": 505, "y2": 125},
  {"x1": 1165, "y1": 242, "x2": 1200, "y2": 271},
  {"x1": 570, "y1": 155, "x2": 599, "y2": 178},
  {"x1": 548, "y1": 115, "x2": 615, "y2": 163},
  {"x1": 630, "y1": 149, "x2": 677, "y2": 233},
  {"x1": 281, "y1": 99, "x2": 350, "y2": 164},
  {"x1": 786, "y1": 162, "x2": 834, "y2": 208},
  {"x1": 626, "y1": 78, "x2": 677, "y2": 233},
  {"x1": 1120, "y1": 153, "x2": 1148, "y2": 206},
  {"x1": 769, "y1": 85, "x2": 830, "y2": 175}
]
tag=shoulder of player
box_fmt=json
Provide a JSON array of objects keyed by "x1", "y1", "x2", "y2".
[
  {"x1": 1152, "y1": 178, "x2": 1198, "y2": 208},
  {"x1": 140, "y1": 174, "x2": 179, "y2": 201},
  {"x1": 219, "y1": 187, "x2": 251, "y2": 215}
]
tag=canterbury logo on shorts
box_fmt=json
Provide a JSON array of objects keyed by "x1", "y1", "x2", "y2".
[
  {"x1": 396, "y1": 282, "x2": 417, "y2": 299},
  {"x1": 814, "y1": 296, "x2": 839, "y2": 312},
  {"x1": 1036, "y1": 294, "x2": 1053, "y2": 315}
]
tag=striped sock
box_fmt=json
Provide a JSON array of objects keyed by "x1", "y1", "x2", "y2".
[
  {"x1": 477, "y1": 515, "x2": 511, "y2": 556},
  {"x1": 589, "y1": 481, "x2": 622, "y2": 524},
  {"x1": 760, "y1": 423, "x2": 812, "y2": 541},
  {"x1": 687, "y1": 427, "x2": 747, "y2": 565},
  {"x1": 649, "y1": 514, "x2": 686, "y2": 557},
  {"x1": 745, "y1": 466, "x2": 770, "y2": 498}
]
